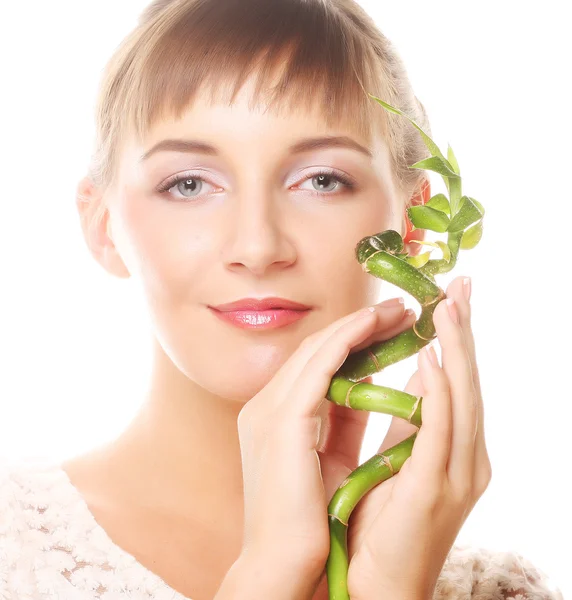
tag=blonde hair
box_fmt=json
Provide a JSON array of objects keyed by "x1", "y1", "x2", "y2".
[{"x1": 86, "y1": 0, "x2": 432, "y2": 228}]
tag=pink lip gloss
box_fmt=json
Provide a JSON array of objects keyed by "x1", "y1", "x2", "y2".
[{"x1": 209, "y1": 307, "x2": 311, "y2": 330}]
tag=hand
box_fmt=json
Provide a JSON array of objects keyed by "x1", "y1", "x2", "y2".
[
  {"x1": 344, "y1": 276, "x2": 493, "y2": 600},
  {"x1": 236, "y1": 297, "x2": 416, "y2": 581}
]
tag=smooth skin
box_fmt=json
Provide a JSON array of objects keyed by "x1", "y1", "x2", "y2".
[
  {"x1": 69, "y1": 66, "x2": 480, "y2": 599},
  {"x1": 237, "y1": 275, "x2": 491, "y2": 600},
  {"x1": 345, "y1": 276, "x2": 492, "y2": 600},
  {"x1": 237, "y1": 298, "x2": 413, "y2": 569}
]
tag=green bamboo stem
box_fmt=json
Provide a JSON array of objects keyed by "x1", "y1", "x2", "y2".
[
  {"x1": 320, "y1": 95, "x2": 483, "y2": 599},
  {"x1": 324, "y1": 235, "x2": 452, "y2": 600},
  {"x1": 326, "y1": 433, "x2": 417, "y2": 599}
]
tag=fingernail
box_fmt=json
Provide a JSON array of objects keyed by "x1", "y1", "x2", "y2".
[
  {"x1": 404, "y1": 308, "x2": 415, "y2": 319},
  {"x1": 380, "y1": 297, "x2": 405, "y2": 308},
  {"x1": 425, "y1": 344, "x2": 439, "y2": 367},
  {"x1": 463, "y1": 277, "x2": 472, "y2": 302},
  {"x1": 446, "y1": 298, "x2": 459, "y2": 324}
]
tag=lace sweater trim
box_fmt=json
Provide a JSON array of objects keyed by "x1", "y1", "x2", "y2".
[{"x1": 0, "y1": 460, "x2": 563, "y2": 600}]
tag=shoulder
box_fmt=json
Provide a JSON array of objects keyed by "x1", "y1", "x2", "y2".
[
  {"x1": 0, "y1": 459, "x2": 91, "y2": 595},
  {"x1": 0, "y1": 458, "x2": 70, "y2": 546},
  {"x1": 0, "y1": 458, "x2": 72, "y2": 525},
  {"x1": 435, "y1": 543, "x2": 564, "y2": 600}
]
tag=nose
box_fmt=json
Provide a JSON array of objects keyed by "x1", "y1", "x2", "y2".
[{"x1": 222, "y1": 191, "x2": 297, "y2": 277}]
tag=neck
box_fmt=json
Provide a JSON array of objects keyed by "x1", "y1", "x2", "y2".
[{"x1": 102, "y1": 337, "x2": 246, "y2": 535}]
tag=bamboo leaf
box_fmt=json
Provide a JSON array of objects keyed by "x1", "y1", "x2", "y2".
[
  {"x1": 410, "y1": 156, "x2": 460, "y2": 179},
  {"x1": 368, "y1": 94, "x2": 446, "y2": 162},
  {"x1": 460, "y1": 220, "x2": 483, "y2": 249},
  {"x1": 436, "y1": 240, "x2": 451, "y2": 262},
  {"x1": 471, "y1": 197, "x2": 485, "y2": 216},
  {"x1": 410, "y1": 240, "x2": 451, "y2": 262},
  {"x1": 447, "y1": 196, "x2": 483, "y2": 232},
  {"x1": 447, "y1": 144, "x2": 460, "y2": 175},
  {"x1": 409, "y1": 240, "x2": 437, "y2": 251},
  {"x1": 408, "y1": 205, "x2": 450, "y2": 233},
  {"x1": 405, "y1": 251, "x2": 431, "y2": 268},
  {"x1": 409, "y1": 240, "x2": 451, "y2": 263},
  {"x1": 426, "y1": 193, "x2": 451, "y2": 215}
]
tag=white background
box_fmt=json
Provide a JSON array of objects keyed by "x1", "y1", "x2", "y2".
[{"x1": 0, "y1": 1, "x2": 570, "y2": 597}]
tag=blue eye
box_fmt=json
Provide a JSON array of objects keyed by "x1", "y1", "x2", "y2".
[
  {"x1": 156, "y1": 168, "x2": 356, "y2": 202},
  {"x1": 299, "y1": 171, "x2": 356, "y2": 194},
  {"x1": 174, "y1": 177, "x2": 203, "y2": 197},
  {"x1": 157, "y1": 175, "x2": 213, "y2": 199}
]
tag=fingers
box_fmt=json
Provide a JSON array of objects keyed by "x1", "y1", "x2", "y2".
[
  {"x1": 434, "y1": 278, "x2": 479, "y2": 487},
  {"x1": 283, "y1": 308, "x2": 379, "y2": 420},
  {"x1": 409, "y1": 342, "x2": 452, "y2": 484},
  {"x1": 272, "y1": 299, "x2": 406, "y2": 393},
  {"x1": 352, "y1": 304, "x2": 415, "y2": 353},
  {"x1": 320, "y1": 401, "x2": 370, "y2": 467},
  {"x1": 449, "y1": 276, "x2": 492, "y2": 493},
  {"x1": 262, "y1": 299, "x2": 406, "y2": 414}
]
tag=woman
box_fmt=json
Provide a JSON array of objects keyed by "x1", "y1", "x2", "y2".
[{"x1": 0, "y1": 0, "x2": 562, "y2": 598}]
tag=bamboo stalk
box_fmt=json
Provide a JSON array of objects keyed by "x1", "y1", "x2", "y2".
[{"x1": 323, "y1": 96, "x2": 484, "y2": 599}]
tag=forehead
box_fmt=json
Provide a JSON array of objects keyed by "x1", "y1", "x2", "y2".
[
  {"x1": 114, "y1": 70, "x2": 400, "y2": 220},
  {"x1": 138, "y1": 74, "x2": 388, "y2": 162}
]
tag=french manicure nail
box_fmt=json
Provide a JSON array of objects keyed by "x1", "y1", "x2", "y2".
[
  {"x1": 446, "y1": 298, "x2": 459, "y2": 324},
  {"x1": 425, "y1": 344, "x2": 438, "y2": 367},
  {"x1": 463, "y1": 277, "x2": 472, "y2": 302},
  {"x1": 380, "y1": 297, "x2": 405, "y2": 308}
]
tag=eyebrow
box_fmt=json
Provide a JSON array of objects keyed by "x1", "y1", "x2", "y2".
[{"x1": 139, "y1": 135, "x2": 373, "y2": 162}]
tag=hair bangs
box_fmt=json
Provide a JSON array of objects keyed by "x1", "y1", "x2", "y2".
[
  {"x1": 122, "y1": 0, "x2": 390, "y2": 148},
  {"x1": 90, "y1": 0, "x2": 431, "y2": 208}
]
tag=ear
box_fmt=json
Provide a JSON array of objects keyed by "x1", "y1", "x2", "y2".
[
  {"x1": 76, "y1": 176, "x2": 130, "y2": 279},
  {"x1": 402, "y1": 178, "x2": 431, "y2": 257}
]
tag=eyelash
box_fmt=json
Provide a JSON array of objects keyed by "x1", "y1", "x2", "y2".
[{"x1": 156, "y1": 168, "x2": 357, "y2": 201}]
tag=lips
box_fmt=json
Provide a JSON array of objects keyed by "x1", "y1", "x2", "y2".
[{"x1": 211, "y1": 297, "x2": 311, "y2": 312}]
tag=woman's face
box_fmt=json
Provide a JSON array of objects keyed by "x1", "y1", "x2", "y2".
[{"x1": 101, "y1": 78, "x2": 404, "y2": 402}]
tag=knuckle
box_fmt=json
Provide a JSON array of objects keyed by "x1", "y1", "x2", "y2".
[
  {"x1": 237, "y1": 403, "x2": 263, "y2": 433},
  {"x1": 411, "y1": 472, "x2": 446, "y2": 511},
  {"x1": 476, "y1": 462, "x2": 493, "y2": 495},
  {"x1": 452, "y1": 481, "x2": 473, "y2": 505},
  {"x1": 236, "y1": 409, "x2": 251, "y2": 435},
  {"x1": 292, "y1": 534, "x2": 330, "y2": 564},
  {"x1": 423, "y1": 484, "x2": 447, "y2": 514},
  {"x1": 257, "y1": 539, "x2": 329, "y2": 575},
  {"x1": 433, "y1": 367, "x2": 451, "y2": 393},
  {"x1": 299, "y1": 332, "x2": 318, "y2": 351},
  {"x1": 306, "y1": 544, "x2": 330, "y2": 571}
]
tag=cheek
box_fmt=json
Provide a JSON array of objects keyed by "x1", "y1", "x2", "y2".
[
  {"x1": 304, "y1": 210, "x2": 386, "y2": 310},
  {"x1": 117, "y1": 194, "x2": 203, "y2": 299}
]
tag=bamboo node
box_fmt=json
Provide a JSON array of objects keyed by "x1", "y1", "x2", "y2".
[
  {"x1": 363, "y1": 249, "x2": 386, "y2": 272},
  {"x1": 407, "y1": 395, "x2": 422, "y2": 423},
  {"x1": 345, "y1": 382, "x2": 359, "y2": 408},
  {"x1": 328, "y1": 513, "x2": 348, "y2": 527},
  {"x1": 413, "y1": 320, "x2": 434, "y2": 341},
  {"x1": 421, "y1": 289, "x2": 446, "y2": 307},
  {"x1": 367, "y1": 349, "x2": 380, "y2": 371},
  {"x1": 374, "y1": 453, "x2": 395, "y2": 476}
]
